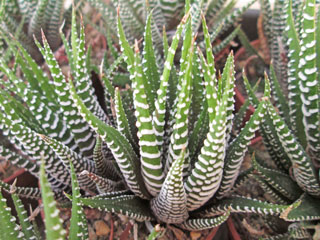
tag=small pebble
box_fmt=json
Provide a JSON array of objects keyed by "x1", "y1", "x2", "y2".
[
  {"x1": 190, "y1": 231, "x2": 202, "y2": 240},
  {"x1": 95, "y1": 220, "x2": 110, "y2": 236}
]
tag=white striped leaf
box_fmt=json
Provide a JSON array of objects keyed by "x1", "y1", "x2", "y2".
[
  {"x1": 40, "y1": 134, "x2": 97, "y2": 192},
  {"x1": 151, "y1": 148, "x2": 188, "y2": 224},
  {"x1": 35, "y1": 32, "x2": 96, "y2": 158},
  {"x1": 0, "y1": 189, "x2": 23, "y2": 239},
  {"x1": 165, "y1": 20, "x2": 194, "y2": 174},
  {"x1": 132, "y1": 41, "x2": 163, "y2": 196},
  {"x1": 184, "y1": 53, "x2": 234, "y2": 211},
  {"x1": 68, "y1": 80, "x2": 151, "y2": 199},
  {"x1": 39, "y1": 158, "x2": 66, "y2": 240},
  {"x1": 69, "y1": 161, "x2": 89, "y2": 240}
]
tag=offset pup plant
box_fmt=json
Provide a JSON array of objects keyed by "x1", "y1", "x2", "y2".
[
  {"x1": 88, "y1": 0, "x2": 255, "y2": 61},
  {"x1": 0, "y1": 0, "x2": 82, "y2": 61},
  {"x1": 243, "y1": 0, "x2": 320, "y2": 238},
  {"x1": 88, "y1": 0, "x2": 257, "y2": 88},
  {"x1": 0, "y1": 160, "x2": 89, "y2": 240},
  {"x1": 0, "y1": 4, "x2": 288, "y2": 235}
]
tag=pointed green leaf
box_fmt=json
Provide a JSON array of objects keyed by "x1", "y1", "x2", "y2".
[
  {"x1": 10, "y1": 183, "x2": 38, "y2": 239},
  {"x1": 166, "y1": 36, "x2": 194, "y2": 176},
  {"x1": 267, "y1": 100, "x2": 320, "y2": 197},
  {"x1": 216, "y1": 100, "x2": 267, "y2": 199},
  {"x1": 177, "y1": 211, "x2": 230, "y2": 231},
  {"x1": 68, "y1": 79, "x2": 151, "y2": 199},
  {"x1": 80, "y1": 170, "x2": 119, "y2": 193},
  {"x1": 185, "y1": 53, "x2": 234, "y2": 211},
  {"x1": 297, "y1": 0, "x2": 319, "y2": 155},
  {"x1": 0, "y1": 189, "x2": 23, "y2": 239},
  {"x1": 40, "y1": 158, "x2": 66, "y2": 240},
  {"x1": 143, "y1": 12, "x2": 160, "y2": 105},
  {"x1": 40, "y1": 134, "x2": 96, "y2": 191},
  {"x1": 152, "y1": 14, "x2": 188, "y2": 148},
  {"x1": 151, "y1": 148, "x2": 188, "y2": 224},
  {"x1": 79, "y1": 195, "x2": 155, "y2": 221},
  {"x1": 35, "y1": 32, "x2": 96, "y2": 158},
  {"x1": 132, "y1": 42, "x2": 163, "y2": 196},
  {"x1": 252, "y1": 155, "x2": 302, "y2": 201},
  {"x1": 71, "y1": 17, "x2": 108, "y2": 123},
  {"x1": 286, "y1": 0, "x2": 305, "y2": 146},
  {"x1": 244, "y1": 74, "x2": 292, "y2": 172},
  {"x1": 198, "y1": 196, "x2": 287, "y2": 218},
  {"x1": 281, "y1": 193, "x2": 320, "y2": 221},
  {"x1": 69, "y1": 161, "x2": 88, "y2": 240},
  {"x1": 114, "y1": 88, "x2": 138, "y2": 152},
  {"x1": 93, "y1": 135, "x2": 120, "y2": 181}
]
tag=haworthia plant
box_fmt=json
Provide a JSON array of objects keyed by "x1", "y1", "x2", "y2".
[
  {"x1": 242, "y1": 1, "x2": 320, "y2": 238},
  {"x1": 0, "y1": 159, "x2": 89, "y2": 239},
  {"x1": 0, "y1": 1, "x2": 291, "y2": 235},
  {"x1": 0, "y1": 0, "x2": 83, "y2": 61},
  {"x1": 62, "y1": 9, "x2": 285, "y2": 230},
  {"x1": 87, "y1": 0, "x2": 255, "y2": 84}
]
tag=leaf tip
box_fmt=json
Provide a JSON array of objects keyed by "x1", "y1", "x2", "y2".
[{"x1": 9, "y1": 178, "x2": 17, "y2": 194}]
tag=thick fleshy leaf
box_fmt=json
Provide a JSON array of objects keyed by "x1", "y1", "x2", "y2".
[
  {"x1": 212, "y1": 26, "x2": 240, "y2": 54},
  {"x1": 252, "y1": 155, "x2": 302, "y2": 201},
  {"x1": 197, "y1": 196, "x2": 287, "y2": 218},
  {"x1": 68, "y1": 80, "x2": 151, "y2": 199},
  {"x1": 0, "y1": 144, "x2": 39, "y2": 176},
  {"x1": 269, "y1": 64, "x2": 290, "y2": 126},
  {"x1": 142, "y1": 12, "x2": 161, "y2": 105},
  {"x1": 13, "y1": 40, "x2": 58, "y2": 105},
  {"x1": 244, "y1": 74, "x2": 292, "y2": 173},
  {"x1": 35, "y1": 31, "x2": 96, "y2": 158},
  {"x1": 296, "y1": 0, "x2": 319, "y2": 155},
  {"x1": 200, "y1": 15, "x2": 218, "y2": 123},
  {"x1": 266, "y1": 100, "x2": 320, "y2": 197},
  {"x1": 285, "y1": 0, "x2": 305, "y2": 147},
  {"x1": 28, "y1": 0, "x2": 49, "y2": 39},
  {"x1": 151, "y1": 149, "x2": 188, "y2": 224},
  {"x1": 0, "y1": 60, "x2": 77, "y2": 152},
  {"x1": 152, "y1": 13, "x2": 188, "y2": 149},
  {"x1": 80, "y1": 170, "x2": 119, "y2": 193},
  {"x1": 71, "y1": 13, "x2": 108, "y2": 123},
  {"x1": 40, "y1": 134, "x2": 97, "y2": 192},
  {"x1": 114, "y1": 88, "x2": 138, "y2": 152},
  {"x1": 166, "y1": 28, "x2": 194, "y2": 175},
  {"x1": 40, "y1": 158, "x2": 67, "y2": 239},
  {"x1": 69, "y1": 161, "x2": 89, "y2": 240},
  {"x1": 184, "y1": 53, "x2": 234, "y2": 211},
  {"x1": 280, "y1": 193, "x2": 320, "y2": 221},
  {"x1": 93, "y1": 136, "x2": 120, "y2": 181},
  {"x1": 132, "y1": 41, "x2": 163, "y2": 196},
  {"x1": 0, "y1": 189, "x2": 23, "y2": 239},
  {"x1": 10, "y1": 182, "x2": 38, "y2": 239},
  {"x1": 79, "y1": 195, "x2": 155, "y2": 221},
  {"x1": 0, "y1": 181, "x2": 41, "y2": 200},
  {"x1": 253, "y1": 175, "x2": 290, "y2": 204},
  {"x1": 0, "y1": 101, "x2": 70, "y2": 190},
  {"x1": 177, "y1": 211, "x2": 230, "y2": 231},
  {"x1": 216, "y1": 100, "x2": 267, "y2": 199}
]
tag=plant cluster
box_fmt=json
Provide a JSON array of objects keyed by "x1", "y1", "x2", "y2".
[
  {"x1": 237, "y1": 0, "x2": 320, "y2": 238},
  {"x1": 0, "y1": 0, "x2": 319, "y2": 239},
  {"x1": 0, "y1": 0, "x2": 83, "y2": 61}
]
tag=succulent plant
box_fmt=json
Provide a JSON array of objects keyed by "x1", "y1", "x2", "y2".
[
  {"x1": 88, "y1": 0, "x2": 255, "y2": 55},
  {"x1": 0, "y1": 0, "x2": 83, "y2": 61},
  {"x1": 0, "y1": 157, "x2": 93, "y2": 240},
  {"x1": 0, "y1": 2, "x2": 291, "y2": 235},
  {"x1": 242, "y1": 0, "x2": 320, "y2": 238}
]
